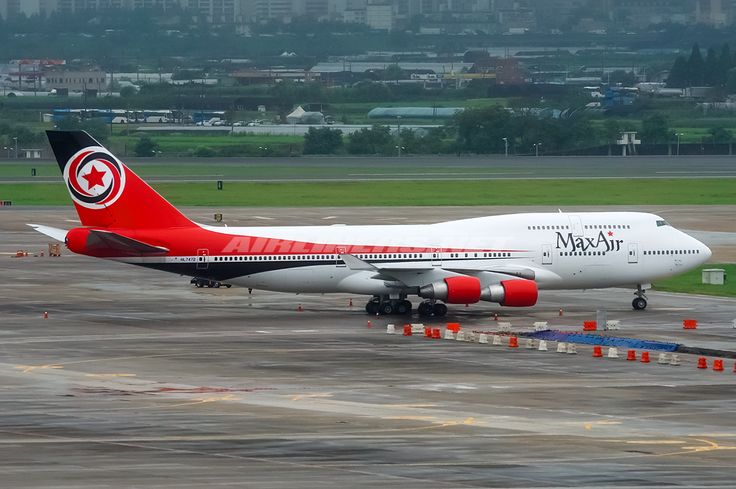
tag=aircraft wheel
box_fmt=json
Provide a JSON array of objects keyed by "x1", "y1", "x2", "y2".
[
  {"x1": 632, "y1": 297, "x2": 647, "y2": 310},
  {"x1": 195, "y1": 281, "x2": 204, "y2": 288},
  {"x1": 366, "y1": 300, "x2": 379, "y2": 315},
  {"x1": 213, "y1": 281, "x2": 221, "y2": 288},
  {"x1": 380, "y1": 302, "x2": 394, "y2": 315},
  {"x1": 432, "y1": 303, "x2": 448, "y2": 317},
  {"x1": 395, "y1": 300, "x2": 411, "y2": 315},
  {"x1": 417, "y1": 301, "x2": 432, "y2": 317}
]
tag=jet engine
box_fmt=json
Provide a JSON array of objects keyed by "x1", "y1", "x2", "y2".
[
  {"x1": 419, "y1": 276, "x2": 538, "y2": 307},
  {"x1": 481, "y1": 279, "x2": 538, "y2": 307},
  {"x1": 418, "y1": 276, "x2": 481, "y2": 304}
]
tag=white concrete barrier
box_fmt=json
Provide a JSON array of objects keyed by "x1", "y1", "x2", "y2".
[
  {"x1": 455, "y1": 331, "x2": 466, "y2": 341},
  {"x1": 657, "y1": 353, "x2": 669, "y2": 364},
  {"x1": 556, "y1": 342, "x2": 567, "y2": 353},
  {"x1": 605, "y1": 320, "x2": 621, "y2": 330},
  {"x1": 411, "y1": 324, "x2": 425, "y2": 334},
  {"x1": 478, "y1": 333, "x2": 488, "y2": 344},
  {"x1": 444, "y1": 329, "x2": 455, "y2": 340},
  {"x1": 525, "y1": 338, "x2": 535, "y2": 349},
  {"x1": 669, "y1": 354, "x2": 681, "y2": 366},
  {"x1": 566, "y1": 343, "x2": 578, "y2": 355},
  {"x1": 498, "y1": 322, "x2": 512, "y2": 333},
  {"x1": 533, "y1": 321, "x2": 549, "y2": 332},
  {"x1": 538, "y1": 340, "x2": 548, "y2": 351},
  {"x1": 386, "y1": 324, "x2": 395, "y2": 334},
  {"x1": 492, "y1": 335, "x2": 502, "y2": 346},
  {"x1": 607, "y1": 347, "x2": 619, "y2": 359}
]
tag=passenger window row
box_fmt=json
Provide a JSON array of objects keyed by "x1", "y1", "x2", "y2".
[
  {"x1": 584, "y1": 224, "x2": 630, "y2": 230},
  {"x1": 644, "y1": 250, "x2": 700, "y2": 256},
  {"x1": 528, "y1": 225, "x2": 569, "y2": 230}
]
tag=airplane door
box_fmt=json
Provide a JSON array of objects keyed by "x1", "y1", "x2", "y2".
[
  {"x1": 431, "y1": 248, "x2": 442, "y2": 266},
  {"x1": 196, "y1": 248, "x2": 209, "y2": 270},
  {"x1": 568, "y1": 215, "x2": 584, "y2": 236},
  {"x1": 542, "y1": 244, "x2": 553, "y2": 265},
  {"x1": 627, "y1": 243, "x2": 638, "y2": 264}
]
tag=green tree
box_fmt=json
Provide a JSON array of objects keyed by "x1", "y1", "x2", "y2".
[
  {"x1": 607, "y1": 70, "x2": 636, "y2": 86},
  {"x1": 603, "y1": 119, "x2": 622, "y2": 144},
  {"x1": 717, "y1": 43, "x2": 733, "y2": 86},
  {"x1": 640, "y1": 114, "x2": 671, "y2": 144},
  {"x1": 667, "y1": 55, "x2": 689, "y2": 88},
  {"x1": 709, "y1": 126, "x2": 732, "y2": 143},
  {"x1": 347, "y1": 125, "x2": 393, "y2": 154},
  {"x1": 686, "y1": 43, "x2": 704, "y2": 86},
  {"x1": 134, "y1": 136, "x2": 160, "y2": 157},
  {"x1": 704, "y1": 47, "x2": 719, "y2": 86},
  {"x1": 303, "y1": 127, "x2": 343, "y2": 154},
  {"x1": 455, "y1": 106, "x2": 513, "y2": 153}
]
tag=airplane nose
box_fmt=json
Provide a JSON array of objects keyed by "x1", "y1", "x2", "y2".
[{"x1": 702, "y1": 243, "x2": 712, "y2": 261}]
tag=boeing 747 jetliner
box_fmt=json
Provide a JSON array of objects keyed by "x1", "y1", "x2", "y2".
[{"x1": 31, "y1": 131, "x2": 712, "y2": 316}]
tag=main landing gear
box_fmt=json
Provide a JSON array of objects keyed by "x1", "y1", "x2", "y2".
[
  {"x1": 417, "y1": 300, "x2": 447, "y2": 318},
  {"x1": 364, "y1": 296, "x2": 449, "y2": 317},
  {"x1": 632, "y1": 284, "x2": 648, "y2": 310},
  {"x1": 365, "y1": 296, "x2": 412, "y2": 316}
]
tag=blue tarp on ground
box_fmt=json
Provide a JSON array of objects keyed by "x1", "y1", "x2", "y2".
[{"x1": 526, "y1": 330, "x2": 680, "y2": 352}]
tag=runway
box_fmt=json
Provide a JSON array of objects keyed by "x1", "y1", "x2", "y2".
[
  {"x1": 1, "y1": 207, "x2": 735, "y2": 488},
  {"x1": 2, "y1": 154, "x2": 736, "y2": 183}
]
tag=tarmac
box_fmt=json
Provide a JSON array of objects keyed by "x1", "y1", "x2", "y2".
[{"x1": 1, "y1": 207, "x2": 735, "y2": 488}]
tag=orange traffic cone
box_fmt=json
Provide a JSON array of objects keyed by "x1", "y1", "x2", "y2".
[
  {"x1": 697, "y1": 357, "x2": 708, "y2": 369},
  {"x1": 366, "y1": 320, "x2": 372, "y2": 328},
  {"x1": 626, "y1": 350, "x2": 637, "y2": 361},
  {"x1": 424, "y1": 326, "x2": 432, "y2": 338},
  {"x1": 349, "y1": 298, "x2": 353, "y2": 307},
  {"x1": 431, "y1": 328, "x2": 441, "y2": 339},
  {"x1": 43, "y1": 311, "x2": 48, "y2": 319},
  {"x1": 403, "y1": 325, "x2": 412, "y2": 336},
  {"x1": 559, "y1": 308, "x2": 564, "y2": 316},
  {"x1": 493, "y1": 312, "x2": 498, "y2": 321},
  {"x1": 713, "y1": 359, "x2": 724, "y2": 372},
  {"x1": 297, "y1": 304, "x2": 303, "y2": 312},
  {"x1": 640, "y1": 351, "x2": 650, "y2": 363},
  {"x1": 733, "y1": 361, "x2": 736, "y2": 373},
  {"x1": 509, "y1": 336, "x2": 519, "y2": 348},
  {"x1": 592, "y1": 345, "x2": 602, "y2": 358}
]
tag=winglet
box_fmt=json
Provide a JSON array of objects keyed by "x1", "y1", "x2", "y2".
[{"x1": 339, "y1": 254, "x2": 377, "y2": 271}]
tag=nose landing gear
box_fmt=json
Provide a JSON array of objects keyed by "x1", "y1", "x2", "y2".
[{"x1": 632, "y1": 284, "x2": 648, "y2": 310}]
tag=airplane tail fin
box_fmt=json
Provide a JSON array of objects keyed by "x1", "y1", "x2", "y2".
[{"x1": 46, "y1": 130, "x2": 194, "y2": 229}]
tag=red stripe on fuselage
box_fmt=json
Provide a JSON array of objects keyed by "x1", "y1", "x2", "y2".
[{"x1": 91, "y1": 226, "x2": 527, "y2": 258}]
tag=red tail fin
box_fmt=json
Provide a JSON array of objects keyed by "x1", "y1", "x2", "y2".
[{"x1": 47, "y1": 131, "x2": 193, "y2": 229}]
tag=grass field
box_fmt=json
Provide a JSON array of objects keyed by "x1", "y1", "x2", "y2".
[
  {"x1": 654, "y1": 264, "x2": 735, "y2": 298},
  {"x1": 1, "y1": 178, "x2": 734, "y2": 206}
]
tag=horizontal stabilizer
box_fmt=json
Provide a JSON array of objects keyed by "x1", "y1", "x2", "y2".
[
  {"x1": 90, "y1": 229, "x2": 169, "y2": 255},
  {"x1": 27, "y1": 224, "x2": 68, "y2": 242}
]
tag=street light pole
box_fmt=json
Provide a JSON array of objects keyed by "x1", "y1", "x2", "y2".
[
  {"x1": 502, "y1": 137, "x2": 508, "y2": 157},
  {"x1": 676, "y1": 133, "x2": 683, "y2": 156},
  {"x1": 396, "y1": 115, "x2": 402, "y2": 157},
  {"x1": 13, "y1": 137, "x2": 18, "y2": 159},
  {"x1": 535, "y1": 142, "x2": 542, "y2": 157}
]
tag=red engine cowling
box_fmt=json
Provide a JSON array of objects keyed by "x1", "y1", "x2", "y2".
[
  {"x1": 418, "y1": 276, "x2": 481, "y2": 304},
  {"x1": 481, "y1": 279, "x2": 538, "y2": 307}
]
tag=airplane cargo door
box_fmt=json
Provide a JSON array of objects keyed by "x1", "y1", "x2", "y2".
[
  {"x1": 628, "y1": 243, "x2": 639, "y2": 264},
  {"x1": 431, "y1": 248, "x2": 442, "y2": 266},
  {"x1": 568, "y1": 215, "x2": 583, "y2": 236},
  {"x1": 197, "y1": 248, "x2": 209, "y2": 270},
  {"x1": 336, "y1": 246, "x2": 346, "y2": 267},
  {"x1": 542, "y1": 244, "x2": 553, "y2": 265}
]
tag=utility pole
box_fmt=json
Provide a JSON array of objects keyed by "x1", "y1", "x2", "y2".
[
  {"x1": 13, "y1": 137, "x2": 18, "y2": 159},
  {"x1": 502, "y1": 137, "x2": 508, "y2": 157}
]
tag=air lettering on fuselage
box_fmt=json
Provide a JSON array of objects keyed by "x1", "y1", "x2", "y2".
[{"x1": 555, "y1": 231, "x2": 624, "y2": 253}]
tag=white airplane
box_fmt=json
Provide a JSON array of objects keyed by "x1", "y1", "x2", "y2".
[{"x1": 31, "y1": 131, "x2": 712, "y2": 316}]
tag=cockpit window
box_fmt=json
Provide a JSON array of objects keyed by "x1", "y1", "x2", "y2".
[{"x1": 656, "y1": 220, "x2": 669, "y2": 227}]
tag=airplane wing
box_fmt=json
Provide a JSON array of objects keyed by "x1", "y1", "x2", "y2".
[{"x1": 340, "y1": 254, "x2": 537, "y2": 286}]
